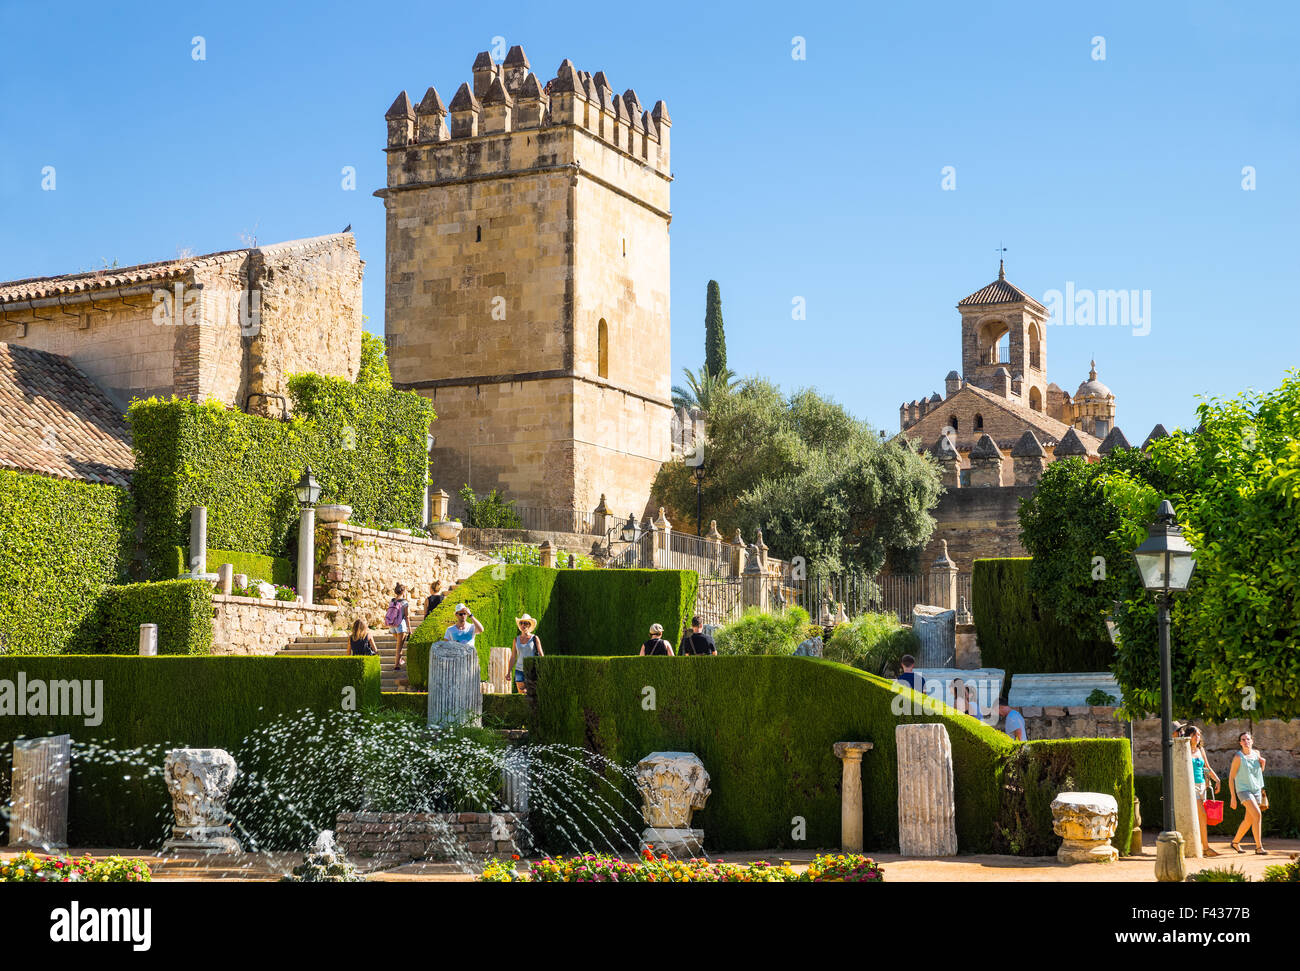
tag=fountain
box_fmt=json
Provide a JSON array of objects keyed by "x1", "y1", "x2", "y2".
[{"x1": 284, "y1": 830, "x2": 363, "y2": 882}]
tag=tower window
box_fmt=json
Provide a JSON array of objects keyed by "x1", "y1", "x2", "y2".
[
  {"x1": 622, "y1": 238, "x2": 626, "y2": 257},
  {"x1": 476, "y1": 225, "x2": 482, "y2": 242},
  {"x1": 597, "y1": 318, "x2": 609, "y2": 378},
  {"x1": 974, "y1": 413, "x2": 984, "y2": 431},
  {"x1": 949, "y1": 416, "x2": 959, "y2": 432},
  {"x1": 1029, "y1": 387, "x2": 1042, "y2": 412}
]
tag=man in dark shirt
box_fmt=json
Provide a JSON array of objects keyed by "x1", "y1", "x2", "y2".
[
  {"x1": 896, "y1": 654, "x2": 925, "y2": 692},
  {"x1": 680, "y1": 616, "x2": 717, "y2": 656}
]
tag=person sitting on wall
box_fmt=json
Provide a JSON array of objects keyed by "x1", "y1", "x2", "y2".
[
  {"x1": 680, "y1": 616, "x2": 716, "y2": 656},
  {"x1": 639, "y1": 623, "x2": 674, "y2": 656},
  {"x1": 426, "y1": 580, "x2": 445, "y2": 617},
  {"x1": 896, "y1": 655, "x2": 925, "y2": 692},
  {"x1": 509, "y1": 614, "x2": 544, "y2": 695},
  {"x1": 349, "y1": 618, "x2": 379, "y2": 657},
  {"x1": 999, "y1": 695, "x2": 1026, "y2": 741},
  {"x1": 445, "y1": 603, "x2": 484, "y2": 646}
]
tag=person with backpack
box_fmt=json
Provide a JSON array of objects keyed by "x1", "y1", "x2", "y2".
[
  {"x1": 639, "y1": 623, "x2": 674, "y2": 656},
  {"x1": 509, "y1": 614, "x2": 544, "y2": 695},
  {"x1": 349, "y1": 618, "x2": 379, "y2": 657},
  {"x1": 680, "y1": 616, "x2": 716, "y2": 656},
  {"x1": 385, "y1": 584, "x2": 411, "y2": 671}
]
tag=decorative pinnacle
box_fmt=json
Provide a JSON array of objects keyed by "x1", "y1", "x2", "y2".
[
  {"x1": 417, "y1": 86, "x2": 447, "y2": 116},
  {"x1": 448, "y1": 82, "x2": 481, "y2": 113},
  {"x1": 385, "y1": 90, "x2": 415, "y2": 119}
]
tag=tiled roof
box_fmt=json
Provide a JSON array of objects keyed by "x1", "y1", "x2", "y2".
[
  {"x1": 0, "y1": 233, "x2": 355, "y2": 306},
  {"x1": 0, "y1": 342, "x2": 134, "y2": 488},
  {"x1": 957, "y1": 266, "x2": 1047, "y2": 311}
]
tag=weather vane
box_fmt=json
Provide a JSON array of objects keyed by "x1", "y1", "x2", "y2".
[{"x1": 996, "y1": 242, "x2": 1007, "y2": 278}]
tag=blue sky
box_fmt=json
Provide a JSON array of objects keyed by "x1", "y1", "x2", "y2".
[{"x1": 1, "y1": 0, "x2": 1296, "y2": 439}]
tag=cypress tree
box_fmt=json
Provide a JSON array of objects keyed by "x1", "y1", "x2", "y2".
[{"x1": 704, "y1": 280, "x2": 727, "y2": 379}]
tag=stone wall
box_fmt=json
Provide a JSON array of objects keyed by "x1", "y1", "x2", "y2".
[
  {"x1": 317, "y1": 522, "x2": 461, "y2": 630},
  {"x1": 917, "y1": 485, "x2": 1034, "y2": 573},
  {"x1": 461, "y1": 526, "x2": 603, "y2": 557},
  {"x1": 210, "y1": 595, "x2": 339, "y2": 655},
  {"x1": 334, "y1": 811, "x2": 523, "y2": 861},
  {"x1": 1020, "y1": 707, "x2": 1300, "y2": 776}
]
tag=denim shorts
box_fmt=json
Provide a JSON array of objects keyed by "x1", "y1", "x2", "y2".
[
  {"x1": 1238, "y1": 789, "x2": 1261, "y2": 804},
  {"x1": 514, "y1": 669, "x2": 525, "y2": 681}
]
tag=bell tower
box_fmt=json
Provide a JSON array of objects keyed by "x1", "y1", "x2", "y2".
[{"x1": 957, "y1": 261, "x2": 1049, "y2": 412}]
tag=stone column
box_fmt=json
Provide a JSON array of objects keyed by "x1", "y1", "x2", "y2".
[
  {"x1": 162, "y1": 748, "x2": 241, "y2": 854},
  {"x1": 729, "y1": 529, "x2": 746, "y2": 577},
  {"x1": 428, "y1": 640, "x2": 482, "y2": 728},
  {"x1": 592, "y1": 494, "x2": 613, "y2": 538},
  {"x1": 538, "y1": 540, "x2": 556, "y2": 568},
  {"x1": 7, "y1": 735, "x2": 71, "y2": 849},
  {"x1": 297, "y1": 506, "x2": 315, "y2": 606},
  {"x1": 217, "y1": 563, "x2": 234, "y2": 596},
  {"x1": 139, "y1": 624, "x2": 158, "y2": 656},
  {"x1": 1172, "y1": 735, "x2": 1202, "y2": 859},
  {"x1": 742, "y1": 546, "x2": 768, "y2": 612},
  {"x1": 895, "y1": 724, "x2": 958, "y2": 856},
  {"x1": 833, "y1": 741, "x2": 873, "y2": 853},
  {"x1": 489, "y1": 647, "x2": 512, "y2": 694},
  {"x1": 928, "y1": 540, "x2": 958, "y2": 611},
  {"x1": 188, "y1": 505, "x2": 207, "y2": 575}
]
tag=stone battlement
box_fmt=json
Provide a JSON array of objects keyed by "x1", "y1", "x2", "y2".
[{"x1": 383, "y1": 46, "x2": 671, "y2": 179}]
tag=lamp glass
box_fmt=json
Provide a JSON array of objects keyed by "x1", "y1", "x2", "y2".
[
  {"x1": 294, "y1": 468, "x2": 321, "y2": 508},
  {"x1": 620, "y1": 516, "x2": 637, "y2": 544}
]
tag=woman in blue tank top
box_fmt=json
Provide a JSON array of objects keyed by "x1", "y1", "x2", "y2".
[{"x1": 1228, "y1": 731, "x2": 1268, "y2": 854}]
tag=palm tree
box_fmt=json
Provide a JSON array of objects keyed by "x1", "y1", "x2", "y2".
[{"x1": 672, "y1": 366, "x2": 739, "y2": 414}]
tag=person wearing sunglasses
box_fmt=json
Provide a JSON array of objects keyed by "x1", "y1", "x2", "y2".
[{"x1": 444, "y1": 603, "x2": 484, "y2": 646}]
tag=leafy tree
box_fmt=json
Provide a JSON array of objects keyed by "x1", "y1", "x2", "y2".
[
  {"x1": 671, "y1": 365, "x2": 739, "y2": 414},
  {"x1": 357, "y1": 332, "x2": 392, "y2": 390},
  {"x1": 704, "y1": 280, "x2": 727, "y2": 379},
  {"x1": 458, "y1": 484, "x2": 522, "y2": 529}
]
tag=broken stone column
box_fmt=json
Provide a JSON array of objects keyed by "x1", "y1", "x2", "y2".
[
  {"x1": 1172, "y1": 735, "x2": 1202, "y2": 859},
  {"x1": 911, "y1": 605, "x2": 956, "y2": 667},
  {"x1": 488, "y1": 647, "x2": 512, "y2": 694},
  {"x1": 834, "y1": 741, "x2": 873, "y2": 853},
  {"x1": 7, "y1": 735, "x2": 71, "y2": 849},
  {"x1": 162, "y1": 748, "x2": 241, "y2": 854},
  {"x1": 637, "y1": 752, "x2": 711, "y2": 857},
  {"x1": 895, "y1": 724, "x2": 958, "y2": 856},
  {"x1": 427, "y1": 640, "x2": 482, "y2": 728},
  {"x1": 217, "y1": 563, "x2": 233, "y2": 596},
  {"x1": 188, "y1": 505, "x2": 207, "y2": 575},
  {"x1": 1051, "y1": 791, "x2": 1119, "y2": 864},
  {"x1": 138, "y1": 624, "x2": 158, "y2": 656}
]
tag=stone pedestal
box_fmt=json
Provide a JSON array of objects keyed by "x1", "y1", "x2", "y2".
[
  {"x1": 138, "y1": 624, "x2": 158, "y2": 657},
  {"x1": 1172, "y1": 736, "x2": 1202, "y2": 859},
  {"x1": 7, "y1": 735, "x2": 71, "y2": 849},
  {"x1": 833, "y1": 741, "x2": 873, "y2": 853},
  {"x1": 217, "y1": 563, "x2": 233, "y2": 596},
  {"x1": 161, "y1": 748, "x2": 241, "y2": 854},
  {"x1": 1050, "y1": 791, "x2": 1119, "y2": 864},
  {"x1": 895, "y1": 724, "x2": 957, "y2": 856},
  {"x1": 911, "y1": 605, "x2": 956, "y2": 667},
  {"x1": 1155, "y1": 831, "x2": 1186, "y2": 882},
  {"x1": 427, "y1": 641, "x2": 482, "y2": 727},
  {"x1": 636, "y1": 752, "x2": 711, "y2": 857}
]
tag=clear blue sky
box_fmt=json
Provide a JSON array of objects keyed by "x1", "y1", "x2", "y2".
[{"x1": 2, "y1": 0, "x2": 1296, "y2": 440}]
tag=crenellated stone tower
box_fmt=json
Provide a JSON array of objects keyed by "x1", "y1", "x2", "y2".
[{"x1": 377, "y1": 47, "x2": 673, "y2": 520}]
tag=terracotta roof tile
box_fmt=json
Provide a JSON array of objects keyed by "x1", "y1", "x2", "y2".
[{"x1": 0, "y1": 342, "x2": 133, "y2": 488}]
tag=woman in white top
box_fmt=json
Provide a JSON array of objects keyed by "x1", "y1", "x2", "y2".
[
  {"x1": 508, "y1": 614, "x2": 543, "y2": 695},
  {"x1": 949, "y1": 678, "x2": 982, "y2": 719}
]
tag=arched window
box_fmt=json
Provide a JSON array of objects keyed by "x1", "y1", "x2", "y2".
[
  {"x1": 476, "y1": 225, "x2": 482, "y2": 243},
  {"x1": 597, "y1": 318, "x2": 609, "y2": 378},
  {"x1": 948, "y1": 416, "x2": 959, "y2": 432},
  {"x1": 1028, "y1": 322, "x2": 1042, "y2": 370},
  {"x1": 1029, "y1": 387, "x2": 1042, "y2": 412},
  {"x1": 974, "y1": 413, "x2": 984, "y2": 431},
  {"x1": 979, "y1": 320, "x2": 1010, "y2": 365}
]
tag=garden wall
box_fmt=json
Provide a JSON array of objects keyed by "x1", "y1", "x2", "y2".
[
  {"x1": 530, "y1": 656, "x2": 1133, "y2": 855},
  {"x1": 211, "y1": 595, "x2": 339, "y2": 656},
  {"x1": 316, "y1": 522, "x2": 461, "y2": 630},
  {"x1": 334, "y1": 810, "x2": 523, "y2": 862}
]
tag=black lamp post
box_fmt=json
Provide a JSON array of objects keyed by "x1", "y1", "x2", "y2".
[
  {"x1": 693, "y1": 464, "x2": 706, "y2": 537},
  {"x1": 1131, "y1": 498, "x2": 1196, "y2": 880},
  {"x1": 294, "y1": 467, "x2": 322, "y2": 509}
]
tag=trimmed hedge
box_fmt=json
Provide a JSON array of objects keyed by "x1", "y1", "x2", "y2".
[
  {"x1": 972, "y1": 558, "x2": 1114, "y2": 679},
  {"x1": 531, "y1": 656, "x2": 1134, "y2": 854},
  {"x1": 129, "y1": 381, "x2": 435, "y2": 578},
  {"x1": 168, "y1": 547, "x2": 294, "y2": 586},
  {"x1": 92, "y1": 580, "x2": 213, "y2": 655},
  {"x1": 380, "y1": 691, "x2": 533, "y2": 729},
  {"x1": 1134, "y1": 774, "x2": 1300, "y2": 840},
  {"x1": 0, "y1": 470, "x2": 133, "y2": 655},
  {"x1": 0, "y1": 655, "x2": 381, "y2": 847},
  {"x1": 407, "y1": 567, "x2": 698, "y2": 689}
]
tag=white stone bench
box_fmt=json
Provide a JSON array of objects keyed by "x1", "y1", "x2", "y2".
[
  {"x1": 1008, "y1": 673, "x2": 1120, "y2": 709},
  {"x1": 912, "y1": 667, "x2": 1006, "y2": 716}
]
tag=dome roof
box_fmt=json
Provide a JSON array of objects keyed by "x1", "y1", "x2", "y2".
[{"x1": 1075, "y1": 360, "x2": 1113, "y2": 400}]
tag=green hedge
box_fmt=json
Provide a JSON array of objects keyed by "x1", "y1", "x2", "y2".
[
  {"x1": 91, "y1": 580, "x2": 214, "y2": 655},
  {"x1": 531, "y1": 656, "x2": 1133, "y2": 855},
  {"x1": 129, "y1": 381, "x2": 435, "y2": 577},
  {"x1": 0, "y1": 655, "x2": 381, "y2": 847},
  {"x1": 0, "y1": 470, "x2": 134, "y2": 655},
  {"x1": 406, "y1": 567, "x2": 698, "y2": 689},
  {"x1": 380, "y1": 691, "x2": 533, "y2": 729},
  {"x1": 168, "y1": 547, "x2": 294, "y2": 586},
  {"x1": 972, "y1": 558, "x2": 1114, "y2": 679},
  {"x1": 1134, "y1": 774, "x2": 1300, "y2": 840}
]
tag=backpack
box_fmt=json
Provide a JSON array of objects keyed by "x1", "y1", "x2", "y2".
[{"x1": 384, "y1": 599, "x2": 405, "y2": 627}]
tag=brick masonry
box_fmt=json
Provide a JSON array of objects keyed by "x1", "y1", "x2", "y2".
[
  {"x1": 211, "y1": 595, "x2": 339, "y2": 655},
  {"x1": 334, "y1": 811, "x2": 523, "y2": 861}
]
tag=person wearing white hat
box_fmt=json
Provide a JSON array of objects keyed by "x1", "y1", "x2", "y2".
[
  {"x1": 444, "y1": 603, "x2": 484, "y2": 646},
  {"x1": 509, "y1": 614, "x2": 544, "y2": 694},
  {"x1": 639, "y1": 622, "x2": 674, "y2": 656}
]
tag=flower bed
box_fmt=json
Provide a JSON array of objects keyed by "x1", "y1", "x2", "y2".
[
  {"x1": 478, "y1": 849, "x2": 883, "y2": 883},
  {"x1": 0, "y1": 852, "x2": 152, "y2": 883}
]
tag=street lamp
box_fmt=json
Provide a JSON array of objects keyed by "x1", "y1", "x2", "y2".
[
  {"x1": 1132, "y1": 498, "x2": 1196, "y2": 882},
  {"x1": 601, "y1": 514, "x2": 640, "y2": 563},
  {"x1": 693, "y1": 463, "x2": 706, "y2": 537},
  {"x1": 294, "y1": 467, "x2": 322, "y2": 605}
]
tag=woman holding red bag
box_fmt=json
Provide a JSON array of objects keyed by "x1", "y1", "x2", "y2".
[{"x1": 1181, "y1": 725, "x2": 1222, "y2": 856}]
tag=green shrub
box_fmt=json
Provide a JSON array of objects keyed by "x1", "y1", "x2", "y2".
[
  {"x1": 714, "y1": 606, "x2": 810, "y2": 656},
  {"x1": 1134, "y1": 774, "x2": 1300, "y2": 839},
  {"x1": 1263, "y1": 859, "x2": 1300, "y2": 882},
  {"x1": 197, "y1": 548, "x2": 294, "y2": 586},
  {"x1": 459, "y1": 484, "x2": 522, "y2": 529},
  {"x1": 824, "y1": 612, "x2": 918, "y2": 675},
  {"x1": 0, "y1": 655, "x2": 381, "y2": 847},
  {"x1": 406, "y1": 567, "x2": 697, "y2": 689},
  {"x1": 972, "y1": 558, "x2": 1114, "y2": 679},
  {"x1": 1189, "y1": 865, "x2": 1250, "y2": 882},
  {"x1": 492, "y1": 543, "x2": 595, "y2": 569},
  {"x1": 380, "y1": 691, "x2": 533, "y2": 729},
  {"x1": 0, "y1": 471, "x2": 133, "y2": 655},
  {"x1": 92, "y1": 579, "x2": 214, "y2": 655},
  {"x1": 129, "y1": 380, "x2": 434, "y2": 577}
]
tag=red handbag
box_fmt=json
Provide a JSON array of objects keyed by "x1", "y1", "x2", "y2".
[{"x1": 1204, "y1": 790, "x2": 1224, "y2": 826}]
